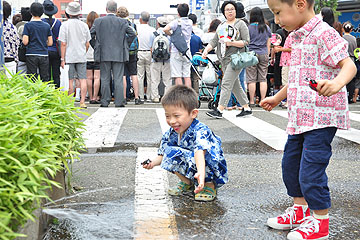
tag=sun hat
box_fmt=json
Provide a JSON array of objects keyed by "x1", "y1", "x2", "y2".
[
  {"x1": 66, "y1": 1, "x2": 81, "y2": 16},
  {"x1": 43, "y1": 0, "x2": 58, "y2": 16},
  {"x1": 157, "y1": 16, "x2": 168, "y2": 25}
]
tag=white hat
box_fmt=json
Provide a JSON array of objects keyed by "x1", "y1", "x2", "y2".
[
  {"x1": 66, "y1": 1, "x2": 81, "y2": 16},
  {"x1": 157, "y1": 16, "x2": 168, "y2": 25}
]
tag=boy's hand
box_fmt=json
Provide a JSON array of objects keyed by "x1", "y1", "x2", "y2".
[
  {"x1": 194, "y1": 172, "x2": 205, "y2": 194},
  {"x1": 260, "y1": 96, "x2": 280, "y2": 112},
  {"x1": 316, "y1": 79, "x2": 343, "y2": 97},
  {"x1": 142, "y1": 161, "x2": 154, "y2": 169},
  {"x1": 61, "y1": 60, "x2": 65, "y2": 69}
]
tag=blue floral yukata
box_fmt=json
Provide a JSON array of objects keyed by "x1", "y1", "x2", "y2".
[{"x1": 159, "y1": 119, "x2": 228, "y2": 188}]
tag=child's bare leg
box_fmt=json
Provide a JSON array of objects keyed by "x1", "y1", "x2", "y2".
[
  {"x1": 294, "y1": 197, "x2": 308, "y2": 205},
  {"x1": 204, "y1": 182, "x2": 215, "y2": 189},
  {"x1": 174, "y1": 172, "x2": 191, "y2": 185},
  {"x1": 293, "y1": 197, "x2": 328, "y2": 215}
]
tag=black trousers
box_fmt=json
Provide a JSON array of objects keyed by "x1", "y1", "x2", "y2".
[
  {"x1": 26, "y1": 55, "x2": 49, "y2": 82},
  {"x1": 48, "y1": 50, "x2": 61, "y2": 88}
]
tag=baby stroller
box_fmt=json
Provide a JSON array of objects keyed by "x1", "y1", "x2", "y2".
[{"x1": 191, "y1": 54, "x2": 223, "y2": 110}]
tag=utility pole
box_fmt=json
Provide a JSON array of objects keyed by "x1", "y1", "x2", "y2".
[{"x1": 0, "y1": 0, "x2": 4, "y2": 73}]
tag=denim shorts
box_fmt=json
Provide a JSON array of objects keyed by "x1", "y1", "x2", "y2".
[{"x1": 68, "y1": 62, "x2": 87, "y2": 80}]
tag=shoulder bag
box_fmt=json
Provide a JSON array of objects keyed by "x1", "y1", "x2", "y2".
[{"x1": 230, "y1": 46, "x2": 258, "y2": 70}]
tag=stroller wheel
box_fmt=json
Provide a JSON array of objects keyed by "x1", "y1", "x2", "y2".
[
  {"x1": 198, "y1": 100, "x2": 201, "y2": 108},
  {"x1": 208, "y1": 99, "x2": 218, "y2": 110}
]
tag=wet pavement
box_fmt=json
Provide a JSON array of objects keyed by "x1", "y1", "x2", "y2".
[{"x1": 42, "y1": 103, "x2": 360, "y2": 240}]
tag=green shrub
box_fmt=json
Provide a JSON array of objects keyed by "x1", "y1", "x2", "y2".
[{"x1": 0, "y1": 73, "x2": 85, "y2": 239}]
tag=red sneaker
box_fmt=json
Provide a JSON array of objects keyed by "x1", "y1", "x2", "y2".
[
  {"x1": 267, "y1": 205, "x2": 310, "y2": 230},
  {"x1": 287, "y1": 216, "x2": 329, "y2": 240}
]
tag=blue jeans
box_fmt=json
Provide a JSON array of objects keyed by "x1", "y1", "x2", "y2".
[
  {"x1": 227, "y1": 69, "x2": 246, "y2": 107},
  {"x1": 282, "y1": 127, "x2": 337, "y2": 210}
]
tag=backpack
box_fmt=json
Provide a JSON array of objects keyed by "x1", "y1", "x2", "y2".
[
  {"x1": 128, "y1": 21, "x2": 139, "y2": 55},
  {"x1": 151, "y1": 31, "x2": 170, "y2": 62}
]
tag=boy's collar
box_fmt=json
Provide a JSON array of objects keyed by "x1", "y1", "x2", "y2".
[{"x1": 292, "y1": 15, "x2": 321, "y2": 39}]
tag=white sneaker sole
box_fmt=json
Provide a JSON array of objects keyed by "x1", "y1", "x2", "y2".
[
  {"x1": 267, "y1": 218, "x2": 300, "y2": 230},
  {"x1": 206, "y1": 112, "x2": 223, "y2": 119},
  {"x1": 287, "y1": 231, "x2": 329, "y2": 240}
]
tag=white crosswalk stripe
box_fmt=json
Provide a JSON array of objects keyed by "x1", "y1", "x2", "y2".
[
  {"x1": 82, "y1": 107, "x2": 360, "y2": 150},
  {"x1": 222, "y1": 111, "x2": 288, "y2": 151},
  {"x1": 83, "y1": 108, "x2": 127, "y2": 148},
  {"x1": 156, "y1": 108, "x2": 170, "y2": 134}
]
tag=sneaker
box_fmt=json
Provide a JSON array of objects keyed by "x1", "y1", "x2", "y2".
[
  {"x1": 75, "y1": 97, "x2": 80, "y2": 102},
  {"x1": 168, "y1": 181, "x2": 193, "y2": 196},
  {"x1": 206, "y1": 109, "x2": 223, "y2": 119},
  {"x1": 267, "y1": 205, "x2": 310, "y2": 230},
  {"x1": 152, "y1": 97, "x2": 160, "y2": 103},
  {"x1": 135, "y1": 98, "x2": 144, "y2": 105},
  {"x1": 236, "y1": 108, "x2": 252, "y2": 117},
  {"x1": 287, "y1": 216, "x2": 329, "y2": 240},
  {"x1": 79, "y1": 103, "x2": 87, "y2": 109}
]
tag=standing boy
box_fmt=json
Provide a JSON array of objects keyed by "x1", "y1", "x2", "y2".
[
  {"x1": 59, "y1": 1, "x2": 91, "y2": 108},
  {"x1": 22, "y1": 2, "x2": 53, "y2": 82},
  {"x1": 263, "y1": 0, "x2": 357, "y2": 239}
]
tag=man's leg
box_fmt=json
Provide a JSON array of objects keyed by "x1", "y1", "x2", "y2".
[
  {"x1": 26, "y1": 56, "x2": 39, "y2": 81},
  {"x1": 100, "y1": 62, "x2": 112, "y2": 106},
  {"x1": 150, "y1": 62, "x2": 160, "y2": 100},
  {"x1": 137, "y1": 52, "x2": 146, "y2": 99},
  {"x1": 112, "y1": 62, "x2": 125, "y2": 106},
  {"x1": 38, "y1": 56, "x2": 50, "y2": 82}
]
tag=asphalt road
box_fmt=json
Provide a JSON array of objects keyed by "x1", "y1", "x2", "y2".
[{"x1": 43, "y1": 102, "x2": 360, "y2": 240}]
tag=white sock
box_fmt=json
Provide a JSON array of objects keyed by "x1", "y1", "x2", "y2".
[
  {"x1": 313, "y1": 213, "x2": 329, "y2": 219},
  {"x1": 244, "y1": 106, "x2": 251, "y2": 111},
  {"x1": 75, "y1": 88, "x2": 80, "y2": 98},
  {"x1": 217, "y1": 108, "x2": 223, "y2": 113}
]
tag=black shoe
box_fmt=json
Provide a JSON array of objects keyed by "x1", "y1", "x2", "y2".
[
  {"x1": 90, "y1": 100, "x2": 101, "y2": 104},
  {"x1": 236, "y1": 108, "x2": 252, "y2": 117},
  {"x1": 206, "y1": 109, "x2": 223, "y2": 119},
  {"x1": 100, "y1": 104, "x2": 108, "y2": 107},
  {"x1": 135, "y1": 98, "x2": 144, "y2": 105}
]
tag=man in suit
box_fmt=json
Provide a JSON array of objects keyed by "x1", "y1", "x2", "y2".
[{"x1": 90, "y1": 0, "x2": 136, "y2": 107}]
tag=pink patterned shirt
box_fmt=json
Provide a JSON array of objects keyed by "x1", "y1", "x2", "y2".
[
  {"x1": 286, "y1": 16, "x2": 350, "y2": 135},
  {"x1": 279, "y1": 35, "x2": 292, "y2": 67}
]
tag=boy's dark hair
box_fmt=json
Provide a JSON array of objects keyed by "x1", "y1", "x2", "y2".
[
  {"x1": 188, "y1": 13, "x2": 197, "y2": 24},
  {"x1": 21, "y1": 7, "x2": 32, "y2": 21},
  {"x1": 250, "y1": 7, "x2": 267, "y2": 33},
  {"x1": 177, "y1": 3, "x2": 189, "y2": 17},
  {"x1": 3, "y1": 1, "x2": 11, "y2": 21},
  {"x1": 30, "y1": 2, "x2": 44, "y2": 17},
  {"x1": 220, "y1": 1, "x2": 237, "y2": 16},
  {"x1": 279, "y1": 0, "x2": 314, "y2": 7},
  {"x1": 161, "y1": 85, "x2": 198, "y2": 113}
]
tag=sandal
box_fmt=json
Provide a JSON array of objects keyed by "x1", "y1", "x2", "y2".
[
  {"x1": 168, "y1": 181, "x2": 193, "y2": 196},
  {"x1": 195, "y1": 186, "x2": 217, "y2": 202}
]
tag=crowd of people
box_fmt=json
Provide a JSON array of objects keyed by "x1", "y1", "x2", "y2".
[
  {"x1": 2, "y1": 0, "x2": 360, "y2": 239},
  {"x1": 2, "y1": 0, "x2": 360, "y2": 110}
]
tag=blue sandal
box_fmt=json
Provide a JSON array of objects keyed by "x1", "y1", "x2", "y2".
[
  {"x1": 195, "y1": 186, "x2": 217, "y2": 201},
  {"x1": 168, "y1": 181, "x2": 193, "y2": 196}
]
